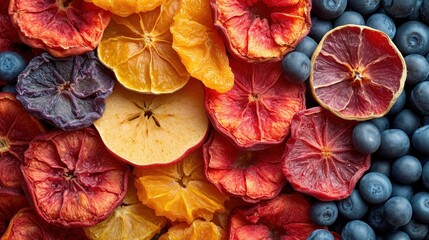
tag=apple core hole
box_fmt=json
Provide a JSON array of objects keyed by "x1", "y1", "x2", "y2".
[
  {"x1": 178, "y1": 175, "x2": 190, "y2": 188},
  {"x1": 248, "y1": 1, "x2": 272, "y2": 23},
  {"x1": 64, "y1": 170, "x2": 76, "y2": 179},
  {"x1": 60, "y1": 0, "x2": 73, "y2": 8},
  {"x1": 233, "y1": 152, "x2": 255, "y2": 169},
  {"x1": 0, "y1": 138, "x2": 9, "y2": 153},
  {"x1": 58, "y1": 81, "x2": 72, "y2": 92}
]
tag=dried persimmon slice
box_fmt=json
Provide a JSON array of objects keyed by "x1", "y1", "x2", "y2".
[
  {"x1": 21, "y1": 128, "x2": 130, "y2": 227},
  {"x1": 282, "y1": 107, "x2": 371, "y2": 201}
]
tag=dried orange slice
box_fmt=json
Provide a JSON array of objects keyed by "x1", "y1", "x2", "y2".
[
  {"x1": 134, "y1": 149, "x2": 228, "y2": 224},
  {"x1": 170, "y1": 0, "x2": 234, "y2": 93},
  {"x1": 84, "y1": 0, "x2": 165, "y2": 17},
  {"x1": 98, "y1": 0, "x2": 190, "y2": 94},
  {"x1": 310, "y1": 24, "x2": 406, "y2": 120},
  {"x1": 159, "y1": 220, "x2": 225, "y2": 240}
]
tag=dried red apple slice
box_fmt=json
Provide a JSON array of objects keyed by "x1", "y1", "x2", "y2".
[
  {"x1": 0, "y1": 93, "x2": 46, "y2": 189},
  {"x1": 203, "y1": 131, "x2": 286, "y2": 203},
  {"x1": 205, "y1": 57, "x2": 306, "y2": 150},
  {"x1": 0, "y1": 188, "x2": 29, "y2": 235},
  {"x1": 211, "y1": 0, "x2": 311, "y2": 62},
  {"x1": 282, "y1": 107, "x2": 371, "y2": 201},
  {"x1": 21, "y1": 127, "x2": 130, "y2": 227},
  {"x1": 8, "y1": 0, "x2": 111, "y2": 57}
]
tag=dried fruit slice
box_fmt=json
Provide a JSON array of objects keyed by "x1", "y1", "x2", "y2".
[
  {"x1": 204, "y1": 131, "x2": 286, "y2": 202},
  {"x1": 21, "y1": 128, "x2": 130, "y2": 227},
  {"x1": 98, "y1": 0, "x2": 190, "y2": 94},
  {"x1": 0, "y1": 188, "x2": 29, "y2": 235},
  {"x1": 211, "y1": 0, "x2": 311, "y2": 62},
  {"x1": 94, "y1": 80, "x2": 209, "y2": 166},
  {"x1": 310, "y1": 25, "x2": 406, "y2": 120},
  {"x1": 159, "y1": 220, "x2": 225, "y2": 240},
  {"x1": 134, "y1": 149, "x2": 228, "y2": 224},
  {"x1": 1, "y1": 208, "x2": 88, "y2": 240},
  {"x1": 205, "y1": 57, "x2": 306, "y2": 150},
  {"x1": 0, "y1": 93, "x2": 45, "y2": 189},
  {"x1": 16, "y1": 52, "x2": 115, "y2": 131},
  {"x1": 85, "y1": 0, "x2": 165, "y2": 17},
  {"x1": 282, "y1": 107, "x2": 371, "y2": 201},
  {"x1": 170, "y1": 0, "x2": 234, "y2": 93}
]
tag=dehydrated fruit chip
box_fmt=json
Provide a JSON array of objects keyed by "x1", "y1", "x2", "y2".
[
  {"x1": 0, "y1": 188, "x2": 29, "y2": 235},
  {"x1": 85, "y1": 0, "x2": 165, "y2": 17},
  {"x1": 159, "y1": 220, "x2": 225, "y2": 240}
]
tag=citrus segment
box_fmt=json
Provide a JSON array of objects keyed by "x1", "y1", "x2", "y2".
[
  {"x1": 310, "y1": 25, "x2": 406, "y2": 120},
  {"x1": 134, "y1": 149, "x2": 228, "y2": 224},
  {"x1": 159, "y1": 220, "x2": 225, "y2": 240},
  {"x1": 85, "y1": 0, "x2": 165, "y2": 17},
  {"x1": 170, "y1": 0, "x2": 234, "y2": 93},
  {"x1": 98, "y1": 0, "x2": 190, "y2": 94}
]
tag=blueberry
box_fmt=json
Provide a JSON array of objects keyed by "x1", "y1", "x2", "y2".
[
  {"x1": 310, "y1": 201, "x2": 338, "y2": 226},
  {"x1": 309, "y1": 16, "x2": 334, "y2": 42},
  {"x1": 422, "y1": 162, "x2": 429, "y2": 189},
  {"x1": 352, "y1": 122, "x2": 381, "y2": 154},
  {"x1": 341, "y1": 220, "x2": 376, "y2": 240},
  {"x1": 312, "y1": 0, "x2": 347, "y2": 19},
  {"x1": 383, "y1": 196, "x2": 413, "y2": 227},
  {"x1": 337, "y1": 189, "x2": 369, "y2": 220},
  {"x1": 376, "y1": 129, "x2": 410, "y2": 159},
  {"x1": 307, "y1": 229, "x2": 334, "y2": 240},
  {"x1": 391, "y1": 155, "x2": 423, "y2": 184},
  {"x1": 412, "y1": 125, "x2": 429, "y2": 155},
  {"x1": 401, "y1": 218, "x2": 429, "y2": 240},
  {"x1": 388, "y1": 90, "x2": 406, "y2": 115},
  {"x1": 391, "y1": 182, "x2": 414, "y2": 201},
  {"x1": 385, "y1": 231, "x2": 411, "y2": 240},
  {"x1": 411, "y1": 81, "x2": 429, "y2": 115},
  {"x1": 334, "y1": 11, "x2": 365, "y2": 27},
  {"x1": 1, "y1": 84, "x2": 17, "y2": 94},
  {"x1": 367, "y1": 204, "x2": 396, "y2": 232},
  {"x1": 0, "y1": 51, "x2": 27, "y2": 83},
  {"x1": 382, "y1": 0, "x2": 417, "y2": 18},
  {"x1": 370, "y1": 116, "x2": 390, "y2": 132},
  {"x1": 370, "y1": 158, "x2": 391, "y2": 177},
  {"x1": 392, "y1": 109, "x2": 420, "y2": 136},
  {"x1": 347, "y1": 0, "x2": 381, "y2": 15},
  {"x1": 295, "y1": 36, "x2": 318, "y2": 59},
  {"x1": 366, "y1": 13, "x2": 396, "y2": 39},
  {"x1": 359, "y1": 172, "x2": 392, "y2": 204},
  {"x1": 282, "y1": 51, "x2": 311, "y2": 83},
  {"x1": 411, "y1": 192, "x2": 429, "y2": 223},
  {"x1": 405, "y1": 54, "x2": 429, "y2": 86},
  {"x1": 394, "y1": 21, "x2": 429, "y2": 56}
]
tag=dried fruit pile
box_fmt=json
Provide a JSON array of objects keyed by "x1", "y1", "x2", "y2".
[{"x1": 1, "y1": 0, "x2": 429, "y2": 239}]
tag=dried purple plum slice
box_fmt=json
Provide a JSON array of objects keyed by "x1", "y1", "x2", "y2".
[{"x1": 16, "y1": 51, "x2": 115, "y2": 131}]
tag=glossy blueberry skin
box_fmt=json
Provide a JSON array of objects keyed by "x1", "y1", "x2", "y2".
[
  {"x1": 411, "y1": 81, "x2": 429, "y2": 115},
  {"x1": 0, "y1": 51, "x2": 27, "y2": 83},
  {"x1": 392, "y1": 109, "x2": 420, "y2": 136},
  {"x1": 334, "y1": 11, "x2": 365, "y2": 27},
  {"x1": 282, "y1": 51, "x2": 311, "y2": 83},
  {"x1": 370, "y1": 158, "x2": 391, "y2": 177},
  {"x1": 422, "y1": 162, "x2": 429, "y2": 189},
  {"x1": 366, "y1": 13, "x2": 396, "y2": 39},
  {"x1": 383, "y1": 196, "x2": 413, "y2": 227},
  {"x1": 401, "y1": 218, "x2": 429, "y2": 240},
  {"x1": 306, "y1": 229, "x2": 334, "y2": 240},
  {"x1": 385, "y1": 231, "x2": 411, "y2": 240},
  {"x1": 309, "y1": 16, "x2": 334, "y2": 42},
  {"x1": 367, "y1": 204, "x2": 396, "y2": 232},
  {"x1": 382, "y1": 0, "x2": 417, "y2": 18},
  {"x1": 341, "y1": 220, "x2": 376, "y2": 240},
  {"x1": 352, "y1": 122, "x2": 381, "y2": 154},
  {"x1": 388, "y1": 90, "x2": 407, "y2": 116},
  {"x1": 394, "y1": 21, "x2": 429, "y2": 56},
  {"x1": 312, "y1": 0, "x2": 347, "y2": 19},
  {"x1": 370, "y1": 117, "x2": 390, "y2": 132},
  {"x1": 391, "y1": 182, "x2": 414, "y2": 201},
  {"x1": 359, "y1": 172, "x2": 392, "y2": 204},
  {"x1": 376, "y1": 129, "x2": 410, "y2": 159},
  {"x1": 310, "y1": 201, "x2": 338, "y2": 226},
  {"x1": 1, "y1": 84, "x2": 17, "y2": 94},
  {"x1": 411, "y1": 192, "x2": 429, "y2": 223},
  {"x1": 337, "y1": 189, "x2": 369, "y2": 220},
  {"x1": 348, "y1": 0, "x2": 381, "y2": 15},
  {"x1": 392, "y1": 155, "x2": 423, "y2": 184},
  {"x1": 295, "y1": 36, "x2": 318, "y2": 59},
  {"x1": 405, "y1": 54, "x2": 429, "y2": 86},
  {"x1": 412, "y1": 125, "x2": 429, "y2": 155}
]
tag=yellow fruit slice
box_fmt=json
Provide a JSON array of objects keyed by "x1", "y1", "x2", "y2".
[
  {"x1": 170, "y1": 0, "x2": 234, "y2": 93},
  {"x1": 85, "y1": 0, "x2": 165, "y2": 17},
  {"x1": 134, "y1": 149, "x2": 228, "y2": 224},
  {"x1": 159, "y1": 220, "x2": 225, "y2": 240},
  {"x1": 98, "y1": 0, "x2": 190, "y2": 94}
]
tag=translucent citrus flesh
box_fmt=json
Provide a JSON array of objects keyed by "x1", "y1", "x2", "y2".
[
  {"x1": 159, "y1": 220, "x2": 225, "y2": 240},
  {"x1": 85, "y1": 0, "x2": 166, "y2": 17},
  {"x1": 170, "y1": 0, "x2": 234, "y2": 93}
]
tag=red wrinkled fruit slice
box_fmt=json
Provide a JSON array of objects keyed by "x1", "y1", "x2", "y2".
[
  {"x1": 205, "y1": 57, "x2": 306, "y2": 150},
  {"x1": 203, "y1": 131, "x2": 286, "y2": 203},
  {"x1": 211, "y1": 0, "x2": 312, "y2": 62},
  {"x1": 0, "y1": 188, "x2": 29, "y2": 235},
  {"x1": 21, "y1": 127, "x2": 130, "y2": 227},
  {"x1": 8, "y1": 0, "x2": 111, "y2": 58},
  {"x1": 282, "y1": 107, "x2": 371, "y2": 201},
  {"x1": 0, "y1": 93, "x2": 45, "y2": 189}
]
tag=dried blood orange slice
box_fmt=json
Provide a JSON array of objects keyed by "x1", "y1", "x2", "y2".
[
  {"x1": 134, "y1": 149, "x2": 228, "y2": 224},
  {"x1": 159, "y1": 220, "x2": 225, "y2": 240},
  {"x1": 310, "y1": 25, "x2": 406, "y2": 120},
  {"x1": 0, "y1": 188, "x2": 29, "y2": 235},
  {"x1": 84, "y1": 0, "x2": 165, "y2": 17},
  {"x1": 203, "y1": 131, "x2": 286, "y2": 203},
  {"x1": 8, "y1": 0, "x2": 111, "y2": 58},
  {"x1": 211, "y1": 0, "x2": 311, "y2": 62},
  {"x1": 205, "y1": 57, "x2": 306, "y2": 150},
  {"x1": 0, "y1": 93, "x2": 45, "y2": 189},
  {"x1": 282, "y1": 107, "x2": 371, "y2": 201},
  {"x1": 21, "y1": 128, "x2": 130, "y2": 227}
]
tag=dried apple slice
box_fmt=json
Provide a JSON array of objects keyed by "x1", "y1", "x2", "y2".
[
  {"x1": 159, "y1": 220, "x2": 225, "y2": 240},
  {"x1": 205, "y1": 57, "x2": 306, "y2": 150},
  {"x1": 204, "y1": 131, "x2": 286, "y2": 203},
  {"x1": 0, "y1": 188, "x2": 29, "y2": 235},
  {"x1": 21, "y1": 128, "x2": 130, "y2": 227},
  {"x1": 94, "y1": 79, "x2": 209, "y2": 166}
]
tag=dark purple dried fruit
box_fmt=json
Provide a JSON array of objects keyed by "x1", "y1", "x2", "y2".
[{"x1": 16, "y1": 51, "x2": 115, "y2": 131}]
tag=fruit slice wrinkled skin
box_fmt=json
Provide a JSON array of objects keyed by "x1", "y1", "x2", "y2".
[
  {"x1": 84, "y1": 0, "x2": 165, "y2": 17},
  {"x1": 170, "y1": 0, "x2": 234, "y2": 93},
  {"x1": 282, "y1": 107, "x2": 371, "y2": 201},
  {"x1": 159, "y1": 219, "x2": 225, "y2": 240},
  {"x1": 0, "y1": 93, "x2": 45, "y2": 189},
  {"x1": 210, "y1": 0, "x2": 312, "y2": 62},
  {"x1": 204, "y1": 131, "x2": 286, "y2": 203},
  {"x1": 16, "y1": 51, "x2": 115, "y2": 131},
  {"x1": 310, "y1": 24, "x2": 406, "y2": 120},
  {"x1": 98, "y1": 0, "x2": 190, "y2": 94},
  {"x1": 21, "y1": 128, "x2": 130, "y2": 227},
  {"x1": 205, "y1": 57, "x2": 306, "y2": 150},
  {"x1": 1, "y1": 208, "x2": 89, "y2": 240},
  {"x1": 0, "y1": 188, "x2": 29, "y2": 235},
  {"x1": 94, "y1": 80, "x2": 209, "y2": 166},
  {"x1": 8, "y1": 0, "x2": 111, "y2": 58},
  {"x1": 134, "y1": 149, "x2": 228, "y2": 224}
]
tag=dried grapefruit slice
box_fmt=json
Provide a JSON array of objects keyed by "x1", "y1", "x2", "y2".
[
  {"x1": 134, "y1": 149, "x2": 228, "y2": 224},
  {"x1": 310, "y1": 24, "x2": 406, "y2": 120},
  {"x1": 84, "y1": 0, "x2": 165, "y2": 17},
  {"x1": 98, "y1": 0, "x2": 190, "y2": 94},
  {"x1": 282, "y1": 107, "x2": 371, "y2": 201},
  {"x1": 170, "y1": 0, "x2": 234, "y2": 93},
  {"x1": 159, "y1": 220, "x2": 225, "y2": 240}
]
